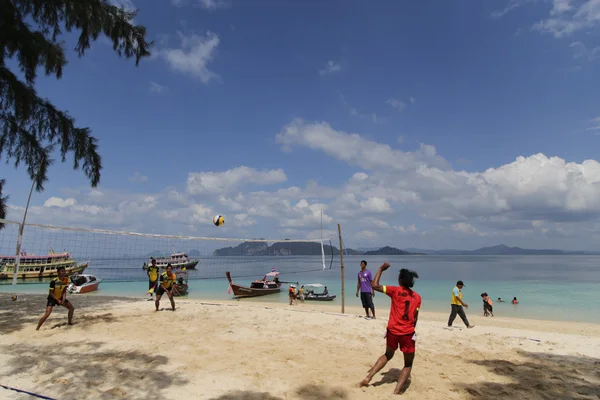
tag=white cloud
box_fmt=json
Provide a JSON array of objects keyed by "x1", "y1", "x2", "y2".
[
  {"x1": 452, "y1": 222, "x2": 485, "y2": 236},
  {"x1": 275, "y1": 119, "x2": 450, "y2": 172},
  {"x1": 533, "y1": 0, "x2": 600, "y2": 37},
  {"x1": 569, "y1": 41, "x2": 600, "y2": 60},
  {"x1": 359, "y1": 197, "x2": 393, "y2": 213},
  {"x1": 196, "y1": 0, "x2": 228, "y2": 10},
  {"x1": 155, "y1": 31, "x2": 220, "y2": 83},
  {"x1": 410, "y1": 97, "x2": 416, "y2": 104},
  {"x1": 395, "y1": 224, "x2": 417, "y2": 233},
  {"x1": 233, "y1": 213, "x2": 256, "y2": 227},
  {"x1": 148, "y1": 81, "x2": 166, "y2": 93},
  {"x1": 356, "y1": 230, "x2": 378, "y2": 239},
  {"x1": 171, "y1": 0, "x2": 228, "y2": 10},
  {"x1": 586, "y1": 116, "x2": 600, "y2": 132},
  {"x1": 44, "y1": 197, "x2": 77, "y2": 208},
  {"x1": 492, "y1": 0, "x2": 600, "y2": 39},
  {"x1": 386, "y1": 98, "x2": 406, "y2": 112},
  {"x1": 128, "y1": 172, "x2": 148, "y2": 183},
  {"x1": 318, "y1": 61, "x2": 341, "y2": 76},
  {"x1": 10, "y1": 120, "x2": 600, "y2": 250},
  {"x1": 491, "y1": 0, "x2": 536, "y2": 19},
  {"x1": 187, "y1": 166, "x2": 287, "y2": 195}
]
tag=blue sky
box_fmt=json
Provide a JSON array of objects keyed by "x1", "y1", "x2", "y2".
[{"x1": 4, "y1": 0, "x2": 600, "y2": 250}]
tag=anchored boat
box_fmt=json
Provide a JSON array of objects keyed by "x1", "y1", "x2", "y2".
[
  {"x1": 226, "y1": 270, "x2": 283, "y2": 298},
  {"x1": 303, "y1": 283, "x2": 336, "y2": 301},
  {"x1": 68, "y1": 274, "x2": 102, "y2": 294},
  {"x1": 0, "y1": 249, "x2": 88, "y2": 280},
  {"x1": 143, "y1": 252, "x2": 199, "y2": 270}
]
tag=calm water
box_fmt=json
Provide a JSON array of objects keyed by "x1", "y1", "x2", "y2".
[{"x1": 2, "y1": 255, "x2": 599, "y2": 324}]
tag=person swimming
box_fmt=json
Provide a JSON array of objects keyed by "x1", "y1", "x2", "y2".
[{"x1": 512, "y1": 297, "x2": 519, "y2": 305}]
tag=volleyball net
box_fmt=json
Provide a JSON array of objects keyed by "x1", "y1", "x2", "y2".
[{"x1": 0, "y1": 219, "x2": 339, "y2": 284}]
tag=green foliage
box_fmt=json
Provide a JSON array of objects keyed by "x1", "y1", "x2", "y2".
[{"x1": 0, "y1": 0, "x2": 152, "y2": 224}]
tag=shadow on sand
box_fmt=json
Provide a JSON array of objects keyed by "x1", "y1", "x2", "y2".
[
  {"x1": 208, "y1": 383, "x2": 348, "y2": 400},
  {"x1": 0, "y1": 341, "x2": 188, "y2": 400},
  {"x1": 457, "y1": 350, "x2": 600, "y2": 399},
  {"x1": 0, "y1": 293, "x2": 140, "y2": 334}
]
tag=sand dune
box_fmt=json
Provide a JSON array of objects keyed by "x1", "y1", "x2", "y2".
[{"x1": 1, "y1": 294, "x2": 600, "y2": 399}]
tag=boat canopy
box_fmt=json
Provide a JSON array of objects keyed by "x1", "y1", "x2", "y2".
[
  {"x1": 265, "y1": 271, "x2": 280, "y2": 277},
  {"x1": 304, "y1": 283, "x2": 325, "y2": 288}
]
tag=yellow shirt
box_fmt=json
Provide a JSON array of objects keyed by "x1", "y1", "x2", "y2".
[
  {"x1": 451, "y1": 286, "x2": 462, "y2": 305},
  {"x1": 49, "y1": 277, "x2": 69, "y2": 299},
  {"x1": 148, "y1": 265, "x2": 159, "y2": 281},
  {"x1": 160, "y1": 272, "x2": 176, "y2": 289}
]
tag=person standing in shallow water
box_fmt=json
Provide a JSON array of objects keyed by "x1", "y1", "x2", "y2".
[
  {"x1": 357, "y1": 260, "x2": 376, "y2": 319},
  {"x1": 359, "y1": 263, "x2": 421, "y2": 395}
]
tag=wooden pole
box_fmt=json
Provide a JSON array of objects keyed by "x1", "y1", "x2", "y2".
[{"x1": 337, "y1": 223, "x2": 345, "y2": 314}]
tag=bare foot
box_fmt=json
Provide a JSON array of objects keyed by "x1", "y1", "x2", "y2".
[{"x1": 359, "y1": 377, "x2": 371, "y2": 387}]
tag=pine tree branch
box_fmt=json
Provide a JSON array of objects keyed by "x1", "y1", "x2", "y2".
[
  {"x1": 0, "y1": 65, "x2": 101, "y2": 190},
  {"x1": 13, "y1": 0, "x2": 152, "y2": 66},
  {"x1": 0, "y1": 179, "x2": 7, "y2": 227},
  {"x1": 1, "y1": 0, "x2": 66, "y2": 84}
]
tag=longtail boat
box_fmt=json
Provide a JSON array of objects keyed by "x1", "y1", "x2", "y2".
[{"x1": 226, "y1": 270, "x2": 282, "y2": 298}]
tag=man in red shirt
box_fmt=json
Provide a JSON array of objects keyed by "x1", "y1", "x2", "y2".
[{"x1": 359, "y1": 262, "x2": 421, "y2": 395}]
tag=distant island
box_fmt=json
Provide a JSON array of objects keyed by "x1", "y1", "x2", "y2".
[
  {"x1": 141, "y1": 243, "x2": 600, "y2": 258},
  {"x1": 404, "y1": 244, "x2": 600, "y2": 256},
  {"x1": 212, "y1": 242, "x2": 424, "y2": 256}
]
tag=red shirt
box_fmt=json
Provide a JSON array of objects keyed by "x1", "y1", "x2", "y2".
[{"x1": 383, "y1": 285, "x2": 422, "y2": 336}]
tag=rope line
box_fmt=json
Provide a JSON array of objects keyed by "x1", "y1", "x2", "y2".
[
  {"x1": 0, "y1": 383, "x2": 57, "y2": 400},
  {"x1": 0, "y1": 218, "x2": 331, "y2": 243}
]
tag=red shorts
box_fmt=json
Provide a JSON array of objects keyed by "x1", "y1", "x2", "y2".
[{"x1": 386, "y1": 330, "x2": 415, "y2": 353}]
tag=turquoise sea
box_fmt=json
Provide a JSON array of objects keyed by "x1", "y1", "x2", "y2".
[{"x1": 2, "y1": 255, "x2": 599, "y2": 324}]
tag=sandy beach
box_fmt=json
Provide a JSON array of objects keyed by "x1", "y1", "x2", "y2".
[{"x1": 1, "y1": 294, "x2": 600, "y2": 400}]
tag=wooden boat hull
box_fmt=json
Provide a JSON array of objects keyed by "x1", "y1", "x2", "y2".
[
  {"x1": 226, "y1": 271, "x2": 281, "y2": 298},
  {"x1": 0, "y1": 263, "x2": 88, "y2": 280}
]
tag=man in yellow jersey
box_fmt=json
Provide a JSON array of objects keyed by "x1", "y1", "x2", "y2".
[
  {"x1": 36, "y1": 266, "x2": 75, "y2": 330},
  {"x1": 155, "y1": 264, "x2": 176, "y2": 311},
  {"x1": 447, "y1": 280, "x2": 474, "y2": 329},
  {"x1": 146, "y1": 258, "x2": 160, "y2": 301}
]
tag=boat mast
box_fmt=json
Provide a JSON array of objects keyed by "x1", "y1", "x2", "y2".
[
  {"x1": 320, "y1": 209, "x2": 323, "y2": 242},
  {"x1": 12, "y1": 156, "x2": 45, "y2": 286}
]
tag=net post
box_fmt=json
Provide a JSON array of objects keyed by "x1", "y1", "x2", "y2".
[
  {"x1": 320, "y1": 240, "x2": 326, "y2": 270},
  {"x1": 337, "y1": 223, "x2": 345, "y2": 314},
  {"x1": 12, "y1": 222, "x2": 24, "y2": 285}
]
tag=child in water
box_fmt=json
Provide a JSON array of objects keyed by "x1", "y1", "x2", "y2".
[{"x1": 481, "y1": 293, "x2": 494, "y2": 317}]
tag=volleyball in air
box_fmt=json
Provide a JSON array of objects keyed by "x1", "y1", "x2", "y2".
[{"x1": 213, "y1": 214, "x2": 225, "y2": 227}]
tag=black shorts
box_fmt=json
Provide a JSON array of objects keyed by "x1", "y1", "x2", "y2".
[
  {"x1": 47, "y1": 296, "x2": 70, "y2": 308},
  {"x1": 149, "y1": 280, "x2": 158, "y2": 290},
  {"x1": 360, "y1": 292, "x2": 374, "y2": 309},
  {"x1": 156, "y1": 285, "x2": 172, "y2": 297}
]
